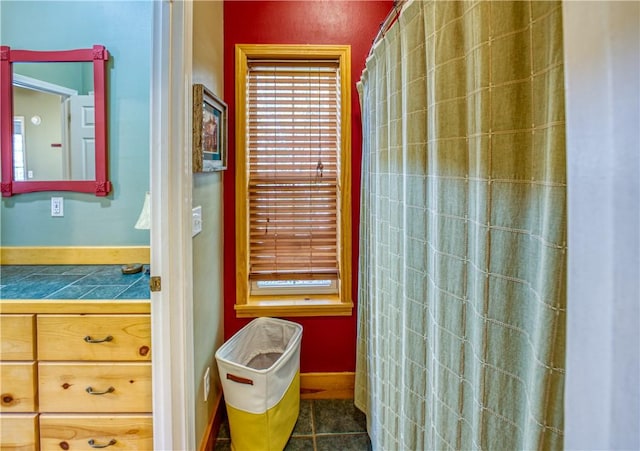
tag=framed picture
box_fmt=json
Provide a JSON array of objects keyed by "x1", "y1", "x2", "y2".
[{"x1": 193, "y1": 84, "x2": 228, "y2": 172}]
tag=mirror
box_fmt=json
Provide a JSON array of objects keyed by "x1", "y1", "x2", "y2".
[{"x1": 0, "y1": 45, "x2": 111, "y2": 196}]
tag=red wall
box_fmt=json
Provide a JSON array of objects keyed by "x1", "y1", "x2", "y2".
[{"x1": 223, "y1": 0, "x2": 393, "y2": 373}]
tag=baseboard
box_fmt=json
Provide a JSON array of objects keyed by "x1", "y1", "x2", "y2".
[
  {"x1": 205, "y1": 391, "x2": 225, "y2": 451},
  {"x1": 0, "y1": 246, "x2": 150, "y2": 265},
  {"x1": 300, "y1": 372, "x2": 355, "y2": 399}
]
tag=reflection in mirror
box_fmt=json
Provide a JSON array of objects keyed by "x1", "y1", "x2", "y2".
[{"x1": 13, "y1": 62, "x2": 95, "y2": 181}]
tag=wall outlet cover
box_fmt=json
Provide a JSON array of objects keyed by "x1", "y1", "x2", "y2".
[
  {"x1": 51, "y1": 197, "x2": 64, "y2": 217},
  {"x1": 204, "y1": 366, "x2": 211, "y2": 402}
]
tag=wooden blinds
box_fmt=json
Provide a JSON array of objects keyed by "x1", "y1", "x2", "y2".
[{"x1": 246, "y1": 60, "x2": 341, "y2": 281}]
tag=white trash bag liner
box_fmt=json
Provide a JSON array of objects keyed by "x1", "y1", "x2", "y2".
[{"x1": 215, "y1": 317, "x2": 303, "y2": 415}]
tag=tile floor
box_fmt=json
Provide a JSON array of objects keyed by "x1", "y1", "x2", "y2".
[
  {"x1": 215, "y1": 399, "x2": 371, "y2": 451},
  {"x1": 0, "y1": 265, "x2": 150, "y2": 299}
]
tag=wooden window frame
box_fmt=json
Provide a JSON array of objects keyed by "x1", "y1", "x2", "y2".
[{"x1": 235, "y1": 44, "x2": 352, "y2": 318}]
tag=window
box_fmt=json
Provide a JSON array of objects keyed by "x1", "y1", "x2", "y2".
[
  {"x1": 235, "y1": 44, "x2": 352, "y2": 317},
  {"x1": 13, "y1": 117, "x2": 26, "y2": 181}
]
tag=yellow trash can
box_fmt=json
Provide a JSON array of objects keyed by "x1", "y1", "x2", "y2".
[{"x1": 215, "y1": 317, "x2": 303, "y2": 451}]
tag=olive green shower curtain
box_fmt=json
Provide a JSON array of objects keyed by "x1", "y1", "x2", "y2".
[{"x1": 356, "y1": 1, "x2": 566, "y2": 449}]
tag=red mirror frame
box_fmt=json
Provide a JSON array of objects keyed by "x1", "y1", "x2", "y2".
[{"x1": 0, "y1": 45, "x2": 111, "y2": 197}]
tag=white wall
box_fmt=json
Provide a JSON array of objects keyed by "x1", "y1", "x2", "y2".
[{"x1": 563, "y1": 2, "x2": 640, "y2": 449}]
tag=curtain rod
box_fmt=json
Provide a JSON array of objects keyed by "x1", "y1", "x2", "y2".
[{"x1": 368, "y1": 0, "x2": 408, "y2": 57}]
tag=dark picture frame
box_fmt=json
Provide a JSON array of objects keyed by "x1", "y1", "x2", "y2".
[{"x1": 193, "y1": 83, "x2": 227, "y2": 172}]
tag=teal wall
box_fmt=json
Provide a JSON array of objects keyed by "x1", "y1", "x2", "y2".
[
  {"x1": 0, "y1": 1, "x2": 152, "y2": 246},
  {"x1": 191, "y1": 1, "x2": 225, "y2": 445},
  {"x1": 14, "y1": 61, "x2": 91, "y2": 94}
]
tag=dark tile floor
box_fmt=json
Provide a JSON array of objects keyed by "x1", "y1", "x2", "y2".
[
  {"x1": 0, "y1": 265, "x2": 150, "y2": 299},
  {"x1": 215, "y1": 399, "x2": 371, "y2": 451}
]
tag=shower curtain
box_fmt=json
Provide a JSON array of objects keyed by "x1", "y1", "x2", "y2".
[{"x1": 356, "y1": 1, "x2": 566, "y2": 450}]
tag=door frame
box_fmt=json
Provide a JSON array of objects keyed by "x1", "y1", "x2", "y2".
[{"x1": 150, "y1": 1, "x2": 195, "y2": 449}]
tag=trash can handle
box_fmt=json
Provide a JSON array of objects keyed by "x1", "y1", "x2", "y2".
[{"x1": 227, "y1": 373, "x2": 254, "y2": 385}]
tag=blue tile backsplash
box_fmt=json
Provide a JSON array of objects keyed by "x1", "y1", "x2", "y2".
[{"x1": 0, "y1": 265, "x2": 150, "y2": 300}]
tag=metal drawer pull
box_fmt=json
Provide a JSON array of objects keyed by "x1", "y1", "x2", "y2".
[
  {"x1": 85, "y1": 386, "x2": 115, "y2": 395},
  {"x1": 84, "y1": 335, "x2": 113, "y2": 343},
  {"x1": 88, "y1": 439, "x2": 117, "y2": 448}
]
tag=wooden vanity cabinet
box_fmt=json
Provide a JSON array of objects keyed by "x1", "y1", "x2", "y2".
[{"x1": 0, "y1": 301, "x2": 151, "y2": 450}]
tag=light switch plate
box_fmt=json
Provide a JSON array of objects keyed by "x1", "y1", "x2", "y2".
[{"x1": 192, "y1": 206, "x2": 203, "y2": 237}]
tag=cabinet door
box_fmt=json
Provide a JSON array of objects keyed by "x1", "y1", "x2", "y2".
[
  {"x1": 37, "y1": 314, "x2": 151, "y2": 361},
  {"x1": 39, "y1": 362, "x2": 152, "y2": 413},
  {"x1": 0, "y1": 413, "x2": 39, "y2": 450},
  {"x1": 0, "y1": 362, "x2": 37, "y2": 412},
  {"x1": 0, "y1": 314, "x2": 35, "y2": 360},
  {"x1": 40, "y1": 414, "x2": 153, "y2": 450}
]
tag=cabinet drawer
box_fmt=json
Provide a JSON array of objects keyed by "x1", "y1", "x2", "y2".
[
  {"x1": 0, "y1": 362, "x2": 37, "y2": 412},
  {"x1": 37, "y1": 314, "x2": 151, "y2": 361},
  {"x1": 39, "y1": 363, "x2": 152, "y2": 413},
  {"x1": 40, "y1": 414, "x2": 153, "y2": 450},
  {"x1": 0, "y1": 413, "x2": 39, "y2": 450},
  {"x1": 0, "y1": 314, "x2": 35, "y2": 360}
]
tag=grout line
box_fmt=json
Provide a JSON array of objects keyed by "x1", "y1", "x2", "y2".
[
  {"x1": 310, "y1": 399, "x2": 318, "y2": 451},
  {"x1": 314, "y1": 432, "x2": 370, "y2": 436}
]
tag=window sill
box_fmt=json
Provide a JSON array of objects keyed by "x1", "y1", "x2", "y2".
[{"x1": 235, "y1": 295, "x2": 353, "y2": 318}]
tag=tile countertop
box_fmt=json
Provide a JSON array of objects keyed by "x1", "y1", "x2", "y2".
[{"x1": 0, "y1": 265, "x2": 150, "y2": 300}]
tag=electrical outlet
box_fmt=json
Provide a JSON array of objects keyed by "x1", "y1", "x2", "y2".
[
  {"x1": 204, "y1": 366, "x2": 211, "y2": 402},
  {"x1": 51, "y1": 197, "x2": 64, "y2": 217},
  {"x1": 192, "y1": 206, "x2": 203, "y2": 237}
]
